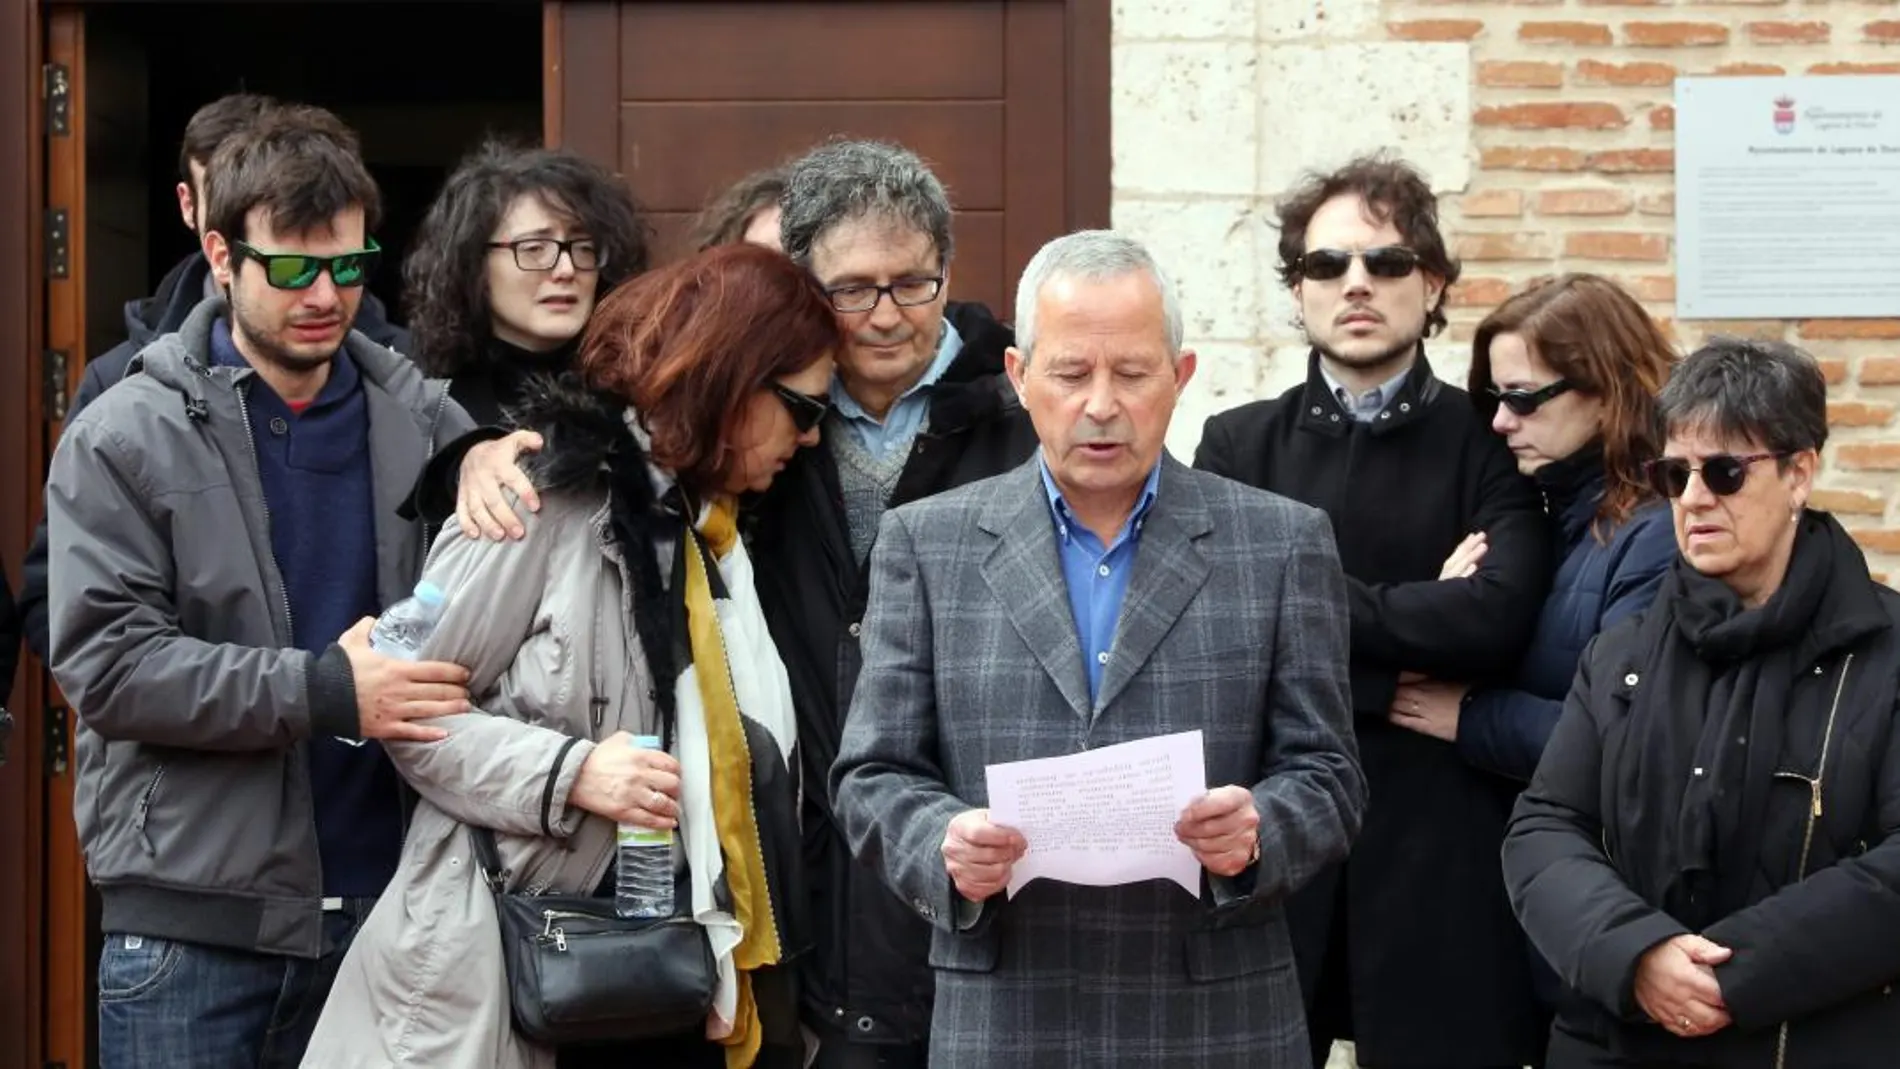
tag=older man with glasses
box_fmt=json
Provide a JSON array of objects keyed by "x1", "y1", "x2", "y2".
[{"x1": 437, "y1": 138, "x2": 1038, "y2": 1069}]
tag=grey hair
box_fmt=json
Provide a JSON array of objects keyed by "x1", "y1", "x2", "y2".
[
  {"x1": 1658, "y1": 337, "x2": 1829, "y2": 458},
  {"x1": 779, "y1": 139, "x2": 954, "y2": 270},
  {"x1": 1013, "y1": 230, "x2": 1185, "y2": 363}
]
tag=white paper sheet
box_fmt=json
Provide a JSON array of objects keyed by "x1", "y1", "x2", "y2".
[{"x1": 985, "y1": 730, "x2": 1207, "y2": 899}]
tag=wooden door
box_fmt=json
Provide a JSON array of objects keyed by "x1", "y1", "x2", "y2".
[
  {"x1": 37, "y1": 9, "x2": 93, "y2": 1069},
  {"x1": 546, "y1": 0, "x2": 1111, "y2": 316}
]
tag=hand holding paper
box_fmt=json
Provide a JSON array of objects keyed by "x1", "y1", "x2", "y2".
[
  {"x1": 1175, "y1": 785, "x2": 1262, "y2": 877},
  {"x1": 985, "y1": 730, "x2": 1210, "y2": 898},
  {"x1": 941, "y1": 809, "x2": 1029, "y2": 903}
]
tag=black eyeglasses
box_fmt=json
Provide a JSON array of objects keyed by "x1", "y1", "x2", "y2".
[
  {"x1": 772, "y1": 384, "x2": 831, "y2": 433},
  {"x1": 1298, "y1": 245, "x2": 1421, "y2": 282},
  {"x1": 232, "y1": 238, "x2": 381, "y2": 290},
  {"x1": 1488, "y1": 380, "x2": 1574, "y2": 417},
  {"x1": 823, "y1": 276, "x2": 944, "y2": 314},
  {"x1": 487, "y1": 237, "x2": 605, "y2": 272},
  {"x1": 1644, "y1": 453, "x2": 1784, "y2": 499}
]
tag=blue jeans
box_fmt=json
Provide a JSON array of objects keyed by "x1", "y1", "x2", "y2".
[{"x1": 97, "y1": 899, "x2": 374, "y2": 1069}]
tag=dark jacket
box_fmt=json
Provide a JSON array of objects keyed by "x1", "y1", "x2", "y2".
[
  {"x1": 18, "y1": 252, "x2": 410, "y2": 663},
  {"x1": 1502, "y1": 513, "x2": 1900, "y2": 1068},
  {"x1": 44, "y1": 296, "x2": 465, "y2": 959},
  {"x1": 1459, "y1": 452, "x2": 1677, "y2": 782},
  {"x1": 1193, "y1": 348, "x2": 1553, "y2": 1066},
  {"x1": 745, "y1": 302, "x2": 1039, "y2": 1046}
]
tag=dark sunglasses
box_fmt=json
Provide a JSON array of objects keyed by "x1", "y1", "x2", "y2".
[
  {"x1": 1298, "y1": 245, "x2": 1421, "y2": 282},
  {"x1": 772, "y1": 384, "x2": 831, "y2": 433},
  {"x1": 231, "y1": 238, "x2": 381, "y2": 290},
  {"x1": 1644, "y1": 453, "x2": 1784, "y2": 499},
  {"x1": 1488, "y1": 379, "x2": 1573, "y2": 417}
]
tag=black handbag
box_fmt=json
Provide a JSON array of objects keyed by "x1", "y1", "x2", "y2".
[{"x1": 469, "y1": 822, "x2": 716, "y2": 1045}]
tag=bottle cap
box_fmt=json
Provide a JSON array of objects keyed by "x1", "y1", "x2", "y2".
[
  {"x1": 413, "y1": 581, "x2": 446, "y2": 606},
  {"x1": 632, "y1": 734, "x2": 662, "y2": 749}
]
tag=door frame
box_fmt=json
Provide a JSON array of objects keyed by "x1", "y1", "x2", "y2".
[{"x1": 0, "y1": 1, "x2": 48, "y2": 1067}]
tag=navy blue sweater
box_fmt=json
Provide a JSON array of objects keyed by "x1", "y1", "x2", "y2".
[
  {"x1": 212, "y1": 320, "x2": 403, "y2": 898},
  {"x1": 1455, "y1": 447, "x2": 1677, "y2": 783}
]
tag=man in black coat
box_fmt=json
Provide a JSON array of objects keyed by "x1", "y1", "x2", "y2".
[
  {"x1": 748, "y1": 139, "x2": 1039, "y2": 1069},
  {"x1": 16, "y1": 93, "x2": 409, "y2": 664},
  {"x1": 1193, "y1": 154, "x2": 1552, "y2": 1069}
]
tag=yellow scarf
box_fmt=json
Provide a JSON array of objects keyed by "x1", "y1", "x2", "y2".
[{"x1": 683, "y1": 496, "x2": 782, "y2": 1068}]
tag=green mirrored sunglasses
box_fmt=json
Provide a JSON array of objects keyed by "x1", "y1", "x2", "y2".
[{"x1": 232, "y1": 237, "x2": 381, "y2": 290}]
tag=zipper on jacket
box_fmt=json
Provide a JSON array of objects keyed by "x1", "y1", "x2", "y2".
[
  {"x1": 1773, "y1": 653, "x2": 1854, "y2": 1069},
  {"x1": 132, "y1": 765, "x2": 167, "y2": 855},
  {"x1": 232, "y1": 387, "x2": 297, "y2": 646}
]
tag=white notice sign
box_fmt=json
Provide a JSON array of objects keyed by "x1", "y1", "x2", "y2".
[
  {"x1": 1676, "y1": 76, "x2": 1900, "y2": 320},
  {"x1": 985, "y1": 730, "x2": 1207, "y2": 899}
]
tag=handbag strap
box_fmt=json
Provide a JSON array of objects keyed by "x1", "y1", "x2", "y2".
[{"x1": 469, "y1": 824, "x2": 510, "y2": 895}]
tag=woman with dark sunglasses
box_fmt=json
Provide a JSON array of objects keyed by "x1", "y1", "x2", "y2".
[
  {"x1": 305, "y1": 242, "x2": 843, "y2": 1069},
  {"x1": 1390, "y1": 274, "x2": 1678, "y2": 781},
  {"x1": 403, "y1": 141, "x2": 652, "y2": 426},
  {"x1": 1503, "y1": 337, "x2": 1900, "y2": 1067}
]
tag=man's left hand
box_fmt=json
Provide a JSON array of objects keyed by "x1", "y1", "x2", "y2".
[
  {"x1": 1176, "y1": 786, "x2": 1260, "y2": 877},
  {"x1": 1389, "y1": 678, "x2": 1469, "y2": 743}
]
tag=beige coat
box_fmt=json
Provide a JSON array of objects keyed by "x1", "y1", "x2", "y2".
[{"x1": 303, "y1": 489, "x2": 658, "y2": 1069}]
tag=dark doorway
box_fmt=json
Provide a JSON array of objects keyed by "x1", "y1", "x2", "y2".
[
  {"x1": 37, "y1": 7, "x2": 541, "y2": 1067},
  {"x1": 85, "y1": 1, "x2": 542, "y2": 361}
]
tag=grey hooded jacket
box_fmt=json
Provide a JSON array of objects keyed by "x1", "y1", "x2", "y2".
[{"x1": 44, "y1": 296, "x2": 471, "y2": 959}]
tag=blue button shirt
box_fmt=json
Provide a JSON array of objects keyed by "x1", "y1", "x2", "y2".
[
  {"x1": 831, "y1": 317, "x2": 963, "y2": 457},
  {"x1": 1039, "y1": 458, "x2": 1163, "y2": 703}
]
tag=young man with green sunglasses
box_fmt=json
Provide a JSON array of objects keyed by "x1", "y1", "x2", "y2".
[{"x1": 42, "y1": 107, "x2": 474, "y2": 1068}]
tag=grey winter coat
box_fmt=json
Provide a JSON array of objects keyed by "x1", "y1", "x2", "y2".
[
  {"x1": 44, "y1": 295, "x2": 469, "y2": 959},
  {"x1": 303, "y1": 487, "x2": 661, "y2": 1069}
]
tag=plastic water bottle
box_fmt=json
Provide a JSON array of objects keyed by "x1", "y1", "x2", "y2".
[
  {"x1": 370, "y1": 581, "x2": 448, "y2": 661},
  {"x1": 616, "y1": 734, "x2": 675, "y2": 918}
]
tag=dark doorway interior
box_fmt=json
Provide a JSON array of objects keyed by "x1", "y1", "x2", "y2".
[{"x1": 84, "y1": 1, "x2": 542, "y2": 362}]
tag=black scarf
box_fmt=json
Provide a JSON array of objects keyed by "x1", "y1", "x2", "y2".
[
  {"x1": 1534, "y1": 439, "x2": 1607, "y2": 547},
  {"x1": 1615, "y1": 512, "x2": 1842, "y2": 929}
]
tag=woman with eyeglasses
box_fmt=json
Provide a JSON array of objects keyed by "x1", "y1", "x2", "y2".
[
  {"x1": 403, "y1": 140, "x2": 651, "y2": 426},
  {"x1": 1389, "y1": 275, "x2": 1677, "y2": 780},
  {"x1": 305, "y1": 242, "x2": 844, "y2": 1069},
  {"x1": 1502, "y1": 337, "x2": 1900, "y2": 1067}
]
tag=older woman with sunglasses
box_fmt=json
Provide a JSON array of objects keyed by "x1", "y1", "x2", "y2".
[
  {"x1": 1502, "y1": 338, "x2": 1900, "y2": 1067},
  {"x1": 1390, "y1": 275, "x2": 1677, "y2": 781},
  {"x1": 305, "y1": 242, "x2": 844, "y2": 1069}
]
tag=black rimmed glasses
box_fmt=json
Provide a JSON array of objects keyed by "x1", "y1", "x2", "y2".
[
  {"x1": 1488, "y1": 379, "x2": 1574, "y2": 417},
  {"x1": 1643, "y1": 453, "x2": 1785, "y2": 499},
  {"x1": 487, "y1": 237, "x2": 605, "y2": 272},
  {"x1": 1298, "y1": 245, "x2": 1421, "y2": 282},
  {"x1": 232, "y1": 238, "x2": 381, "y2": 290},
  {"x1": 823, "y1": 276, "x2": 944, "y2": 314},
  {"x1": 772, "y1": 384, "x2": 831, "y2": 433}
]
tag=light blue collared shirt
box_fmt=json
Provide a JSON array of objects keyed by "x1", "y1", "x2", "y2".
[
  {"x1": 831, "y1": 318, "x2": 964, "y2": 458},
  {"x1": 1039, "y1": 457, "x2": 1163, "y2": 703},
  {"x1": 1319, "y1": 364, "x2": 1411, "y2": 423}
]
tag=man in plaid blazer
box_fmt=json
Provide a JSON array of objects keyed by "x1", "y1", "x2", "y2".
[{"x1": 832, "y1": 230, "x2": 1367, "y2": 1067}]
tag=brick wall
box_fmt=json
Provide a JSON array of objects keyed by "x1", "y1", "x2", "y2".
[{"x1": 1111, "y1": 0, "x2": 1900, "y2": 585}]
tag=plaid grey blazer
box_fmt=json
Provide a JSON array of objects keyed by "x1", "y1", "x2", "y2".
[{"x1": 831, "y1": 455, "x2": 1366, "y2": 1068}]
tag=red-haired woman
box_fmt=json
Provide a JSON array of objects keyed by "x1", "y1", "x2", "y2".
[{"x1": 305, "y1": 243, "x2": 842, "y2": 1069}]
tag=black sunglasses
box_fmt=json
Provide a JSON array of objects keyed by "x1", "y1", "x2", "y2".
[
  {"x1": 1644, "y1": 453, "x2": 1784, "y2": 499},
  {"x1": 231, "y1": 238, "x2": 381, "y2": 290},
  {"x1": 1299, "y1": 245, "x2": 1421, "y2": 282},
  {"x1": 772, "y1": 384, "x2": 831, "y2": 433},
  {"x1": 1488, "y1": 379, "x2": 1574, "y2": 417}
]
